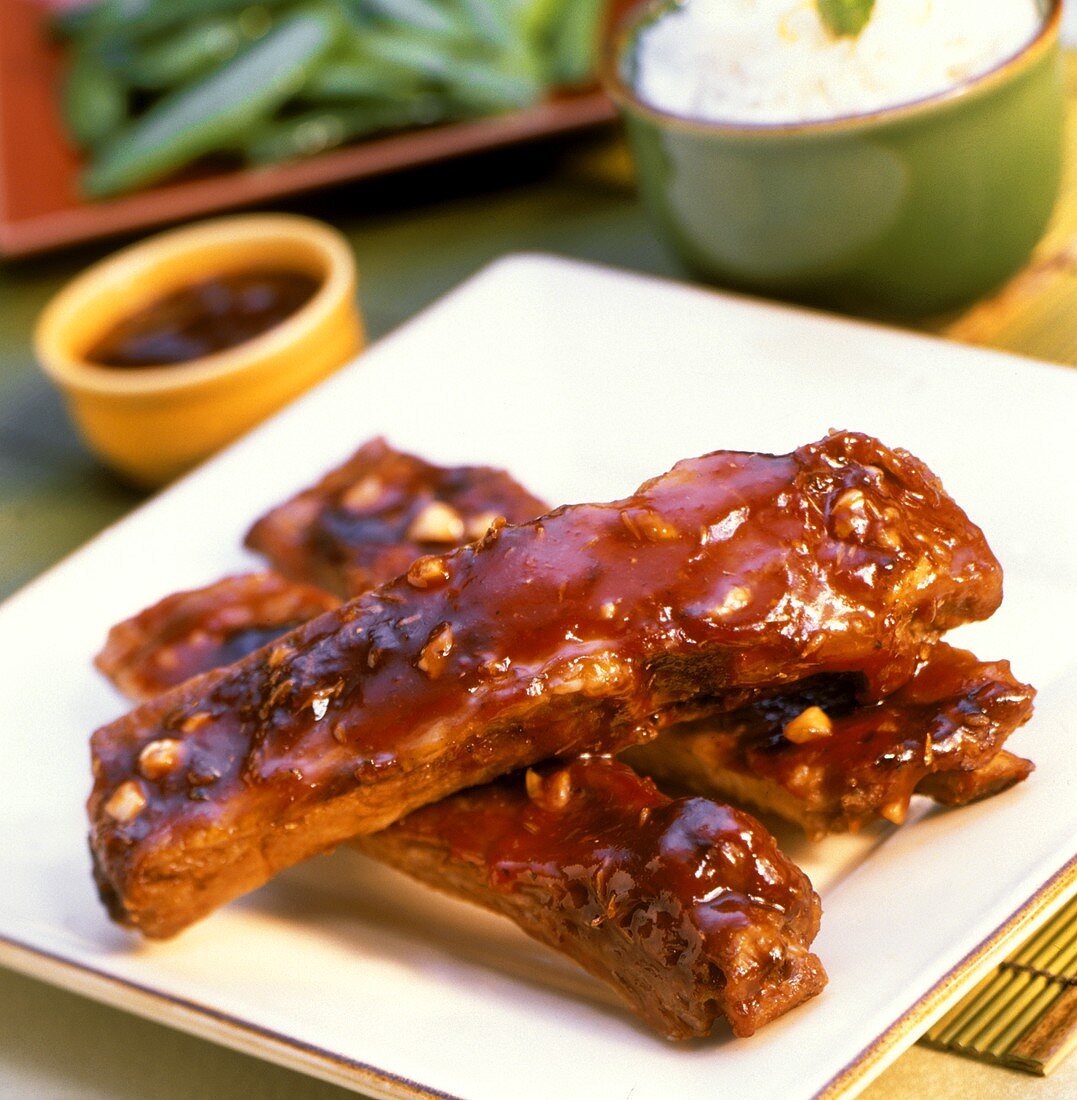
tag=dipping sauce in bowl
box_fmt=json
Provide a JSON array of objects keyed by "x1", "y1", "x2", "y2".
[
  {"x1": 603, "y1": 0, "x2": 1064, "y2": 317},
  {"x1": 88, "y1": 269, "x2": 322, "y2": 369},
  {"x1": 34, "y1": 214, "x2": 363, "y2": 487}
]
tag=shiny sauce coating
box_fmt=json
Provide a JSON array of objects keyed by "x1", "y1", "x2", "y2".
[
  {"x1": 87, "y1": 269, "x2": 320, "y2": 368},
  {"x1": 358, "y1": 757, "x2": 826, "y2": 1039},
  {"x1": 245, "y1": 436, "x2": 551, "y2": 598},
  {"x1": 630, "y1": 643, "x2": 1034, "y2": 837},
  {"x1": 98, "y1": 441, "x2": 548, "y2": 701},
  {"x1": 95, "y1": 572, "x2": 339, "y2": 701},
  {"x1": 744, "y1": 645, "x2": 1033, "y2": 814},
  {"x1": 88, "y1": 431, "x2": 1003, "y2": 938}
]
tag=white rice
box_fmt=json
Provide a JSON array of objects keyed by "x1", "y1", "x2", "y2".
[{"x1": 632, "y1": 0, "x2": 1044, "y2": 124}]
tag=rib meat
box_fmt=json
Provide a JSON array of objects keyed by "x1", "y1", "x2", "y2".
[
  {"x1": 356, "y1": 757, "x2": 827, "y2": 1039},
  {"x1": 93, "y1": 452, "x2": 823, "y2": 1039},
  {"x1": 95, "y1": 573, "x2": 340, "y2": 701},
  {"x1": 97, "y1": 441, "x2": 548, "y2": 700},
  {"x1": 88, "y1": 431, "x2": 1003, "y2": 937},
  {"x1": 917, "y1": 751, "x2": 1034, "y2": 805},
  {"x1": 245, "y1": 436, "x2": 549, "y2": 597},
  {"x1": 625, "y1": 644, "x2": 1034, "y2": 838}
]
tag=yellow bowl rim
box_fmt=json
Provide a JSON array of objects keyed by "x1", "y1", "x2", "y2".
[
  {"x1": 601, "y1": 0, "x2": 1062, "y2": 138},
  {"x1": 33, "y1": 213, "x2": 357, "y2": 398}
]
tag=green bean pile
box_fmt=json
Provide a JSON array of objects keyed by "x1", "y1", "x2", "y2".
[{"x1": 54, "y1": 0, "x2": 605, "y2": 199}]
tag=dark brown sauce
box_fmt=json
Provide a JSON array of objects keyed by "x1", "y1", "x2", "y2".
[{"x1": 88, "y1": 269, "x2": 321, "y2": 369}]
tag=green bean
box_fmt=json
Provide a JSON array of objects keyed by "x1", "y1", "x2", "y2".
[
  {"x1": 452, "y1": 0, "x2": 514, "y2": 50},
  {"x1": 83, "y1": 9, "x2": 340, "y2": 197},
  {"x1": 356, "y1": 28, "x2": 541, "y2": 109},
  {"x1": 86, "y1": 34, "x2": 140, "y2": 78},
  {"x1": 299, "y1": 59, "x2": 424, "y2": 103},
  {"x1": 357, "y1": 28, "x2": 458, "y2": 77},
  {"x1": 124, "y1": 17, "x2": 249, "y2": 89},
  {"x1": 547, "y1": 0, "x2": 602, "y2": 85},
  {"x1": 334, "y1": 0, "x2": 378, "y2": 34},
  {"x1": 63, "y1": 0, "x2": 155, "y2": 34},
  {"x1": 439, "y1": 56, "x2": 542, "y2": 112},
  {"x1": 352, "y1": 0, "x2": 466, "y2": 39},
  {"x1": 242, "y1": 96, "x2": 447, "y2": 162},
  {"x1": 514, "y1": 0, "x2": 565, "y2": 46},
  {"x1": 51, "y1": 5, "x2": 102, "y2": 41},
  {"x1": 61, "y1": 0, "x2": 295, "y2": 45},
  {"x1": 61, "y1": 49, "x2": 128, "y2": 150}
]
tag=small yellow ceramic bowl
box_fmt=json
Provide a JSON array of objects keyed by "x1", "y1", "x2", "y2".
[{"x1": 34, "y1": 214, "x2": 364, "y2": 487}]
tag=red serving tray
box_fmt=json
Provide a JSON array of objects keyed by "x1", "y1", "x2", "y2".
[{"x1": 0, "y1": 0, "x2": 628, "y2": 257}]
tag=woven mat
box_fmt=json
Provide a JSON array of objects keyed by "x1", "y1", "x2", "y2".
[{"x1": 922, "y1": 893, "x2": 1077, "y2": 1075}]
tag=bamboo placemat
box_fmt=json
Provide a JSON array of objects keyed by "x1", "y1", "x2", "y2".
[{"x1": 922, "y1": 893, "x2": 1077, "y2": 1075}]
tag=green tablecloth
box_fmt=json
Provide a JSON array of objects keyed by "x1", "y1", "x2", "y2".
[{"x1": 2, "y1": 133, "x2": 1074, "y2": 1100}]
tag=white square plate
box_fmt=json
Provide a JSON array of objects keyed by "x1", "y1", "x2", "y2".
[{"x1": 1, "y1": 255, "x2": 1075, "y2": 1100}]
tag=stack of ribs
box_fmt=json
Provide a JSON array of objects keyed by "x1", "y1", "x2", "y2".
[{"x1": 87, "y1": 431, "x2": 1034, "y2": 1040}]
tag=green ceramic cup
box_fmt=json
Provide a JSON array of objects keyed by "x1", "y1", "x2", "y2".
[{"x1": 602, "y1": 0, "x2": 1065, "y2": 318}]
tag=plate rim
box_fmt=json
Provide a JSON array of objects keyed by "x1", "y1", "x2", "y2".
[
  {"x1": 819, "y1": 856, "x2": 1077, "y2": 1097},
  {"x1": 2, "y1": 862, "x2": 1074, "y2": 1099},
  {"x1": 3, "y1": 252, "x2": 1076, "y2": 1099},
  {"x1": 0, "y1": 931, "x2": 450, "y2": 1100}
]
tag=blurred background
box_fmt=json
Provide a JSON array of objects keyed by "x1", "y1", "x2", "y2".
[{"x1": 1, "y1": 1, "x2": 1077, "y2": 1097}]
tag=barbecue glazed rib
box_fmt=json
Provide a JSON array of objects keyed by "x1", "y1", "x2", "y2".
[
  {"x1": 89, "y1": 431, "x2": 1003, "y2": 938},
  {"x1": 245, "y1": 436, "x2": 549, "y2": 597},
  {"x1": 93, "y1": 487, "x2": 828, "y2": 1040},
  {"x1": 98, "y1": 572, "x2": 1033, "y2": 845},
  {"x1": 99, "y1": 441, "x2": 1030, "y2": 841},
  {"x1": 93, "y1": 477, "x2": 826, "y2": 1041},
  {"x1": 95, "y1": 613, "x2": 830, "y2": 1042},
  {"x1": 95, "y1": 573, "x2": 340, "y2": 701},
  {"x1": 625, "y1": 644, "x2": 1034, "y2": 839},
  {"x1": 96, "y1": 441, "x2": 547, "y2": 700},
  {"x1": 356, "y1": 757, "x2": 827, "y2": 1040}
]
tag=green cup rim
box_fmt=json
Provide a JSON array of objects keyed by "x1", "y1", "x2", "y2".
[{"x1": 601, "y1": 0, "x2": 1062, "y2": 138}]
